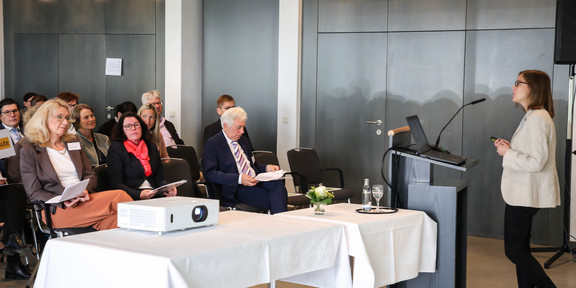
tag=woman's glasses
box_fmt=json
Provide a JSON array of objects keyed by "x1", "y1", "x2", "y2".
[{"x1": 123, "y1": 123, "x2": 141, "y2": 130}]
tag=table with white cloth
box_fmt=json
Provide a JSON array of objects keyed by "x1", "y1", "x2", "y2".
[
  {"x1": 34, "y1": 211, "x2": 352, "y2": 288},
  {"x1": 277, "y1": 203, "x2": 438, "y2": 288}
]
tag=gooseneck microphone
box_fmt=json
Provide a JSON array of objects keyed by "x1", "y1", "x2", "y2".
[{"x1": 434, "y1": 98, "x2": 486, "y2": 150}]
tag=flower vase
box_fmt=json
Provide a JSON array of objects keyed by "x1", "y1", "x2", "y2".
[{"x1": 313, "y1": 203, "x2": 326, "y2": 215}]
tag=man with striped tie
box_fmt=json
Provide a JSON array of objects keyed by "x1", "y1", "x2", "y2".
[{"x1": 202, "y1": 107, "x2": 287, "y2": 214}]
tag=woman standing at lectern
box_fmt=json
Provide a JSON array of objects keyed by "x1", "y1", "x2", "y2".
[{"x1": 494, "y1": 70, "x2": 559, "y2": 288}]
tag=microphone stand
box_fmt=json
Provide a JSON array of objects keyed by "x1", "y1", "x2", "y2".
[{"x1": 434, "y1": 98, "x2": 486, "y2": 151}]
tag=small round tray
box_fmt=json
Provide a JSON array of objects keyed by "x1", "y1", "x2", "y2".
[{"x1": 356, "y1": 207, "x2": 398, "y2": 214}]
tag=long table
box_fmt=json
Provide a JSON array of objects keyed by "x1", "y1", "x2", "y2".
[
  {"x1": 34, "y1": 211, "x2": 351, "y2": 288},
  {"x1": 278, "y1": 203, "x2": 438, "y2": 288}
]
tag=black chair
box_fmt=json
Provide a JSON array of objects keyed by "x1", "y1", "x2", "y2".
[
  {"x1": 287, "y1": 148, "x2": 353, "y2": 203},
  {"x1": 253, "y1": 150, "x2": 310, "y2": 209},
  {"x1": 94, "y1": 164, "x2": 111, "y2": 192},
  {"x1": 166, "y1": 145, "x2": 203, "y2": 197},
  {"x1": 160, "y1": 158, "x2": 195, "y2": 197}
]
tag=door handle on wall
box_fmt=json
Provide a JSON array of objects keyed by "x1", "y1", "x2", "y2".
[{"x1": 366, "y1": 120, "x2": 382, "y2": 125}]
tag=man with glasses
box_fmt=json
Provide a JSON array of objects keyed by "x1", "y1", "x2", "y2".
[
  {"x1": 0, "y1": 98, "x2": 31, "y2": 279},
  {"x1": 56, "y1": 92, "x2": 79, "y2": 134},
  {"x1": 203, "y1": 95, "x2": 252, "y2": 149},
  {"x1": 141, "y1": 90, "x2": 184, "y2": 146}
]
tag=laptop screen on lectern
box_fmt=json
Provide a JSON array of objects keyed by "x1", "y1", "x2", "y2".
[{"x1": 406, "y1": 115, "x2": 432, "y2": 154}]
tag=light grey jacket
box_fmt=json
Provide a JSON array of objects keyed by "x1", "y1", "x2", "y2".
[{"x1": 501, "y1": 109, "x2": 560, "y2": 208}]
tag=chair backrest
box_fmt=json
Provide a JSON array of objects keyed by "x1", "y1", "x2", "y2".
[
  {"x1": 253, "y1": 150, "x2": 280, "y2": 166},
  {"x1": 166, "y1": 145, "x2": 201, "y2": 181},
  {"x1": 161, "y1": 158, "x2": 195, "y2": 197},
  {"x1": 94, "y1": 164, "x2": 110, "y2": 192},
  {"x1": 287, "y1": 148, "x2": 323, "y2": 189}
]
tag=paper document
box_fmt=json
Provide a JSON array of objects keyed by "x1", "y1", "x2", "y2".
[
  {"x1": 153, "y1": 180, "x2": 188, "y2": 197},
  {"x1": 46, "y1": 179, "x2": 90, "y2": 204},
  {"x1": 0, "y1": 129, "x2": 16, "y2": 159},
  {"x1": 254, "y1": 170, "x2": 285, "y2": 182}
]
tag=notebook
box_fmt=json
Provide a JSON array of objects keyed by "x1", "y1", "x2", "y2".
[{"x1": 405, "y1": 115, "x2": 466, "y2": 165}]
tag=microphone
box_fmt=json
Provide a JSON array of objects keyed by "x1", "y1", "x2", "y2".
[{"x1": 433, "y1": 98, "x2": 486, "y2": 151}]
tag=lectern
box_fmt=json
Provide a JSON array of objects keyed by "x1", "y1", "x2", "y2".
[{"x1": 388, "y1": 126, "x2": 479, "y2": 288}]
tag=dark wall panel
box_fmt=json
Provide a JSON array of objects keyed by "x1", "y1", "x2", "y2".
[
  {"x1": 59, "y1": 34, "x2": 107, "y2": 122},
  {"x1": 8, "y1": 0, "x2": 58, "y2": 33},
  {"x1": 203, "y1": 0, "x2": 278, "y2": 152},
  {"x1": 59, "y1": 0, "x2": 106, "y2": 34},
  {"x1": 105, "y1": 35, "x2": 156, "y2": 107},
  {"x1": 105, "y1": 0, "x2": 157, "y2": 34},
  {"x1": 13, "y1": 34, "x2": 59, "y2": 98}
]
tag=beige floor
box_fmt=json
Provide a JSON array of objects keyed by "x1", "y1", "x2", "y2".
[{"x1": 1, "y1": 236, "x2": 574, "y2": 287}]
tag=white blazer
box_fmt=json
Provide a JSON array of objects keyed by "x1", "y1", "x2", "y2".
[{"x1": 501, "y1": 109, "x2": 560, "y2": 208}]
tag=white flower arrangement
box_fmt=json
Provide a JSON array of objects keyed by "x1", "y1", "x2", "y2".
[{"x1": 306, "y1": 185, "x2": 334, "y2": 205}]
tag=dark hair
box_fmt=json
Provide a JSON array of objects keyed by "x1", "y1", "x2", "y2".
[
  {"x1": 116, "y1": 101, "x2": 138, "y2": 114},
  {"x1": 71, "y1": 103, "x2": 94, "y2": 130},
  {"x1": 112, "y1": 112, "x2": 152, "y2": 143},
  {"x1": 217, "y1": 94, "x2": 235, "y2": 108},
  {"x1": 31, "y1": 95, "x2": 48, "y2": 106},
  {"x1": 520, "y1": 70, "x2": 555, "y2": 118},
  {"x1": 56, "y1": 92, "x2": 79, "y2": 103},
  {"x1": 0, "y1": 98, "x2": 19, "y2": 111},
  {"x1": 23, "y1": 92, "x2": 37, "y2": 102}
]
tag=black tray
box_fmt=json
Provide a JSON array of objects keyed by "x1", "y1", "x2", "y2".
[{"x1": 355, "y1": 207, "x2": 398, "y2": 214}]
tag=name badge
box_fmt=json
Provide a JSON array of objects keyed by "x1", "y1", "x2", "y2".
[{"x1": 68, "y1": 142, "x2": 81, "y2": 151}]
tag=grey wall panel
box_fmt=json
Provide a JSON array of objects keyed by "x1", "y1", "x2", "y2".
[
  {"x1": 105, "y1": 35, "x2": 156, "y2": 108},
  {"x1": 388, "y1": 0, "x2": 466, "y2": 32},
  {"x1": 59, "y1": 34, "x2": 107, "y2": 124},
  {"x1": 467, "y1": 0, "x2": 556, "y2": 30},
  {"x1": 105, "y1": 0, "x2": 156, "y2": 34},
  {"x1": 202, "y1": 0, "x2": 278, "y2": 152},
  {"x1": 300, "y1": 0, "x2": 319, "y2": 147},
  {"x1": 316, "y1": 33, "x2": 387, "y2": 203},
  {"x1": 318, "y1": 0, "x2": 388, "y2": 33},
  {"x1": 13, "y1": 34, "x2": 59, "y2": 99},
  {"x1": 386, "y1": 31, "x2": 465, "y2": 155},
  {"x1": 58, "y1": 0, "x2": 106, "y2": 34},
  {"x1": 155, "y1": 0, "x2": 165, "y2": 93},
  {"x1": 8, "y1": 0, "x2": 58, "y2": 33},
  {"x1": 463, "y1": 29, "x2": 562, "y2": 244}
]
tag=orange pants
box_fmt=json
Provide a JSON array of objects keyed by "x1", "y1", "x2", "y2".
[{"x1": 49, "y1": 190, "x2": 133, "y2": 230}]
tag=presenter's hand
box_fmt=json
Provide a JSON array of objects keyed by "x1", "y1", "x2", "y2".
[
  {"x1": 140, "y1": 189, "x2": 156, "y2": 199},
  {"x1": 266, "y1": 165, "x2": 280, "y2": 172},
  {"x1": 241, "y1": 174, "x2": 258, "y2": 186},
  {"x1": 494, "y1": 138, "x2": 510, "y2": 156}
]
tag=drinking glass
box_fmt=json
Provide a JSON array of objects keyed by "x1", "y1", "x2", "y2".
[{"x1": 372, "y1": 184, "x2": 384, "y2": 211}]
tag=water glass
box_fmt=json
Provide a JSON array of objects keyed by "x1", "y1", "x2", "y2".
[{"x1": 372, "y1": 184, "x2": 384, "y2": 211}]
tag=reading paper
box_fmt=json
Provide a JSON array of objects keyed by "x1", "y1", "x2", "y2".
[
  {"x1": 254, "y1": 170, "x2": 285, "y2": 182},
  {"x1": 46, "y1": 179, "x2": 90, "y2": 204}
]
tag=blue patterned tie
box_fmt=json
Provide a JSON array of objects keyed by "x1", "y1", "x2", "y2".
[
  {"x1": 10, "y1": 128, "x2": 22, "y2": 142},
  {"x1": 231, "y1": 141, "x2": 255, "y2": 177}
]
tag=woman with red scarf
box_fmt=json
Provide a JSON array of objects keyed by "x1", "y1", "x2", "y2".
[{"x1": 107, "y1": 112, "x2": 177, "y2": 200}]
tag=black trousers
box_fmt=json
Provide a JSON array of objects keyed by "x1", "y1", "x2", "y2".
[
  {"x1": 0, "y1": 185, "x2": 28, "y2": 265},
  {"x1": 504, "y1": 204, "x2": 556, "y2": 288}
]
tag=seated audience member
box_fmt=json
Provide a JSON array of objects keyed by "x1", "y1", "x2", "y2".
[
  {"x1": 107, "y1": 112, "x2": 177, "y2": 200},
  {"x1": 141, "y1": 90, "x2": 184, "y2": 146},
  {"x1": 202, "y1": 107, "x2": 287, "y2": 214},
  {"x1": 138, "y1": 104, "x2": 169, "y2": 159},
  {"x1": 97, "y1": 101, "x2": 138, "y2": 138},
  {"x1": 31, "y1": 94, "x2": 48, "y2": 108},
  {"x1": 71, "y1": 104, "x2": 110, "y2": 167},
  {"x1": 56, "y1": 92, "x2": 79, "y2": 134},
  {"x1": 204, "y1": 94, "x2": 252, "y2": 147},
  {"x1": 0, "y1": 98, "x2": 31, "y2": 279},
  {"x1": 20, "y1": 99, "x2": 133, "y2": 231},
  {"x1": 21, "y1": 92, "x2": 36, "y2": 115}
]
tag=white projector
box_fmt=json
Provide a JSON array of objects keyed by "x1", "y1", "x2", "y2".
[{"x1": 117, "y1": 197, "x2": 219, "y2": 234}]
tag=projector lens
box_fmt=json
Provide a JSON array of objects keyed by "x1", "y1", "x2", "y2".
[{"x1": 192, "y1": 205, "x2": 208, "y2": 222}]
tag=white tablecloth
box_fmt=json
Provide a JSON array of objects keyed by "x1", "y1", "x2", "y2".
[
  {"x1": 34, "y1": 211, "x2": 351, "y2": 288},
  {"x1": 277, "y1": 203, "x2": 438, "y2": 288}
]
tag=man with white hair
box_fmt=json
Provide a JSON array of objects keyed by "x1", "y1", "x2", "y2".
[
  {"x1": 141, "y1": 90, "x2": 184, "y2": 146},
  {"x1": 202, "y1": 107, "x2": 287, "y2": 214}
]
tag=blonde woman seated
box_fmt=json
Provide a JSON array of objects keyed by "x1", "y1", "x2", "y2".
[
  {"x1": 20, "y1": 99, "x2": 132, "y2": 231},
  {"x1": 138, "y1": 104, "x2": 169, "y2": 159},
  {"x1": 71, "y1": 104, "x2": 110, "y2": 167}
]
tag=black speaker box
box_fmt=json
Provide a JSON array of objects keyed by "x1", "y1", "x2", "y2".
[{"x1": 555, "y1": 0, "x2": 576, "y2": 64}]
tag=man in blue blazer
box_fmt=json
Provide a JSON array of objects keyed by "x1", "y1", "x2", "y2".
[{"x1": 202, "y1": 107, "x2": 287, "y2": 214}]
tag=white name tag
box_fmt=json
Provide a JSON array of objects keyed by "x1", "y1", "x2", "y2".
[{"x1": 68, "y1": 142, "x2": 81, "y2": 151}]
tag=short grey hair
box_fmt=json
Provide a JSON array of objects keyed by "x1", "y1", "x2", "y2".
[
  {"x1": 221, "y1": 107, "x2": 247, "y2": 128},
  {"x1": 141, "y1": 90, "x2": 161, "y2": 105}
]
